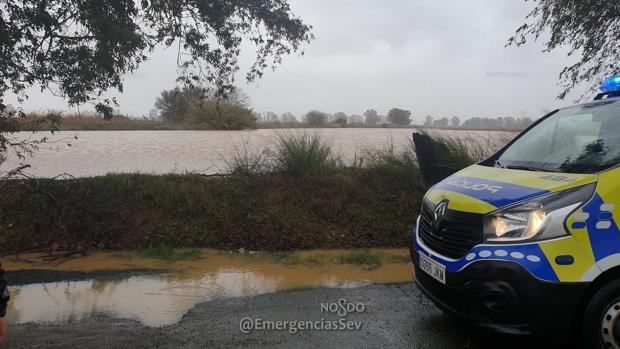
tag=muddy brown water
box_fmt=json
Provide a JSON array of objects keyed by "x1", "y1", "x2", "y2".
[
  {"x1": 3, "y1": 249, "x2": 412, "y2": 327},
  {"x1": 2, "y1": 129, "x2": 512, "y2": 177}
]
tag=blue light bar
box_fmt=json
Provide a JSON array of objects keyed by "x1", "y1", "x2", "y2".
[{"x1": 600, "y1": 75, "x2": 620, "y2": 93}]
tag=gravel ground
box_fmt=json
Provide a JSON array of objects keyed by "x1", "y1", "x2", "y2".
[{"x1": 4, "y1": 282, "x2": 568, "y2": 349}]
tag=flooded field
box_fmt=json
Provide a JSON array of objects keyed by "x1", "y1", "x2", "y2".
[
  {"x1": 3, "y1": 249, "x2": 412, "y2": 327},
  {"x1": 2, "y1": 128, "x2": 513, "y2": 177}
]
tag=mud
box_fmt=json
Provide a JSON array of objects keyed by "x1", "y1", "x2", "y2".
[
  {"x1": 6, "y1": 269, "x2": 164, "y2": 286},
  {"x1": 3, "y1": 249, "x2": 413, "y2": 327},
  {"x1": 4, "y1": 283, "x2": 564, "y2": 349},
  {"x1": 0, "y1": 249, "x2": 567, "y2": 348}
]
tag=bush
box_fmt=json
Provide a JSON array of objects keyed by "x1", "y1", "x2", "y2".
[
  {"x1": 186, "y1": 101, "x2": 256, "y2": 130},
  {"x1": 362, "y1": 139, "x2": 421, "y2": 183},
  {"x1": 155, "y1": 86, "x2": 206, "y2": 123},
  {"x1": 225, "y1": 138, "x2": 272, "y2": 176},
  {"x1": 273, "y1": 132, "x2": 334, "y2": 173},
  {"x1": 417, "y1": 130, "x2": 502, "y2": 171}
]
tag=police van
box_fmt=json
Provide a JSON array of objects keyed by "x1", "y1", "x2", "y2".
[{"x1": 411, "y1": 76, "x2": 620, "y2": 348}]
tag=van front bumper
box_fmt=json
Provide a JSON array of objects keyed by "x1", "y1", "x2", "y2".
[{"x1": 411, "y1": 247, "x2": 588, "y2": 340}]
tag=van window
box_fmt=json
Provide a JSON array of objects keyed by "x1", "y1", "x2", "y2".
[{"x1": 494, "y1": 101, "x2": 620, "y2": 173}]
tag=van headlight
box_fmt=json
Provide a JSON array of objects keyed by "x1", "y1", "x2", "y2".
[{"x1": 483, "y1": 183, "x2": 596, "y2": 243}]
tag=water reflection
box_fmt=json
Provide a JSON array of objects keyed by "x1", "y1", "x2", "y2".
[
  {"x1": 9, "y1": 270, "x2": 281, "y2": 326},
  {"x1": 5, "y1": 250, "x2": 412, "y2": 327}
]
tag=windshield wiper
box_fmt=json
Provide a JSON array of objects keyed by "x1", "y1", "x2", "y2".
[
  {"x1": 505, "y1": 165, "x2": 557, "y2": 172},
  {"x1": 495, "y1": 160, "x2": 558, "y2": 173}
]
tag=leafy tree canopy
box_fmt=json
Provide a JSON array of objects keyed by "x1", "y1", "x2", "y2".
[
  {"x1": 387, "y1": 108, "x2": 411, "y2": 126},
  {"x1": 509, "y1": 0, "x2": 620, "y2": 98},
  {"x1": 363, "y1": 109, "x2": 381, "y2": 125},
  {"x1": 154, "y1": 85, "x2": 250, "y2": 123},
  {"x1": 304, "y1": 110, "x2": 327, "y2": 125},
  {"x1": 0, "y1": 0, "x2": 313, "y2": 117}
]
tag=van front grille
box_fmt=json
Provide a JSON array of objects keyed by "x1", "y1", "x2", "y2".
[{"x1": 418, "y1": 202, "x2": 483, "y2": 259}]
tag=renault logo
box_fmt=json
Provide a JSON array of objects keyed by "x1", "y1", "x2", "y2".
[{"x1": 434, "y1": 201, "x2": 448, "y2": 221}]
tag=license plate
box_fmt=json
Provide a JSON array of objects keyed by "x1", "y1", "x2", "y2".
[{"x1": 419, "y1": 254, "x2": 446, "y2": 284}]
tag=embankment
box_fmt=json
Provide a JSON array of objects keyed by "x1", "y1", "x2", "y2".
[{"x1": 0, "y1": 170, "x2": 425, "y2": 253}]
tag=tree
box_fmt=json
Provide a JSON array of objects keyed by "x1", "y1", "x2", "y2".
[
  {"x1": 433, "y1": 117, "x2": 450, "y2": 127},
  {"x1": 154, "y1": 86, "x2": 206, "y2": 123},
  {"x1": 186, "y1": 101, "x2": 256, "y2": 130},
  {"x1": 281, "y1": 112, "x2": 297, "y2": 123},
  {"x1": 304, "y1": 111, "x2": 328, "y2": 125},
  {"x1": 424, "y1": 115, "x2": 434, "y2": 126},
  {"x1": 264, "y1": 111, "x2": 280, "y2": 123},
  {"x1": 332, "y1": 112, "x2": 347, "y2": 125},
  {"x1": 148, "y1": 109, "x2": 160, "y2": 121},
  {"x1": 451, "y1": 116, "x2": 461, "y2": 127},
  {"x1": 0, "y1": 0, "x2": 312, "y2": 115},
  {"x1": 0, "y1": 0, "x2": 312, "y2": 170},
  {"x1": 348, "y1": 114, "x2": 364, "y2": 124},
  {"x1": 461, "y1": 116, "x2": 534, "y2": 130},
  {"x1": 364, "y1": 109, "x2": 381, "y2": 125},
  {"x1": 387, "y1": 108, "x2": 411, "y2": 126},
  {"x1": 222, "y1": 89, "x2": 251, "y2": 108},
  {"x1": 509, "y1": 1, "x2": 620, "y2": 98}
]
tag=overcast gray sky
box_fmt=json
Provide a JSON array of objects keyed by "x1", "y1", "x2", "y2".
[{"x1": 6, "y1": 0, "x2": 589, "y2": 124}]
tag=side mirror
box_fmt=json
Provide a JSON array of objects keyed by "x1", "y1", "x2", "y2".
[{"x1": 412, "y1": 132, "x2": 457, "y2": 186}]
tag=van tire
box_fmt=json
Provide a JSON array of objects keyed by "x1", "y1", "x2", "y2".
[{"x1": 582, "y1": 279, "x2": 620, "y2": 349}]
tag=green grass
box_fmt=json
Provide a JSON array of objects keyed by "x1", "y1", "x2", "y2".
[
  {"x1": 224, "y1": 249, "x2": 408, "y2": 269},
  {"x1": 141, "y1": 245, "x2": 202, "y2": 261},
  {"x1": 267, "y1": 252, "x2": 303, "y2": 265},
  {"x1": 336, "y1": 250, "x2": 383, "y2": 269}
]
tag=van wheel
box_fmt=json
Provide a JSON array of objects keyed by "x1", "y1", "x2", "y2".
[{"x1": 583, "y1": 280, "x2": 620, "y2": 349}]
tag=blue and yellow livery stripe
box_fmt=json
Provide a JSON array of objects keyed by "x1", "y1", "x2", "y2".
[
  {"x1": 426, "y1": 165, "x2": 598, "y2": 214},
  {"x1": 424, "y1": 189, "x2": 497, "y2": 213},
  {"x1": 459, "y1": 165, "x2": 597, "y2": 191},
  {"x1": 434, "y1": 176, "x2": 549, "y2": 208}
]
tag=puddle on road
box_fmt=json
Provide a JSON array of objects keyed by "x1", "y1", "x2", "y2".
[{"x1": 3, "y1": 249, "x2": 412, "y2": 327}]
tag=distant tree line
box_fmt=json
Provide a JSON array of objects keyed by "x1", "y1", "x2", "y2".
[
  {"x1": 255, "y1": 107, "x2": 413, "y2": 126},
  {"x1": 254, "y1": 107, "x2": 533, "y2": 130},
  {"x1": 423, "y1": 115, "x2": 533, "y2": 130}
]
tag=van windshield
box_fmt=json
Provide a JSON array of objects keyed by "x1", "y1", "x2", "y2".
[{"x1": 494, "y1": 100, "x2": 620, "y2": 174}]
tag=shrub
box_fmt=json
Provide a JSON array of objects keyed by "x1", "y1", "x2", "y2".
[
  {"x1": 186, "y1": 101, "x2": 256, "y2": 130},
  {"x1": 418, "y1": 130, "x2": 500, "y2": 171},
  {"x1": 273, "y1": 132, "x2": 333, "y2": 173},
  {"x1": 155, "y1": 86, "x2": 206, "y2": 123},
  {"x1": 225, "y1": 138, "x2": 272, "y2": 176},
  {"x1": 362, "y1": 139, "x2": 421, "y2": 183}
]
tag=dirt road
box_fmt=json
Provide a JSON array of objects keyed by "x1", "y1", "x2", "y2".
[{"x1": 5, "y1": 282, "x2": 564, "y2": 349}]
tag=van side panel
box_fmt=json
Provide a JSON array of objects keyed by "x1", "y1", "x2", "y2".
[{"x1": 589, "y1": 167, "x2": 620, "y2": 274}]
